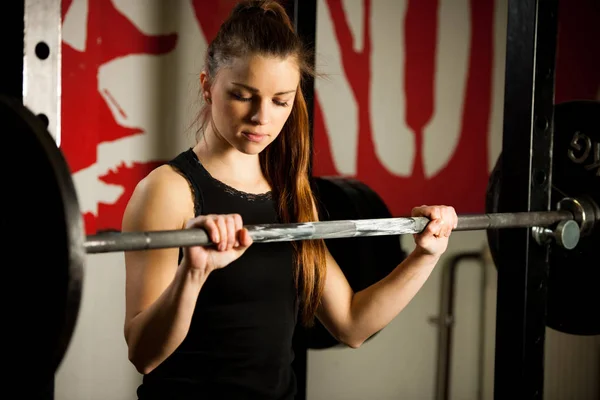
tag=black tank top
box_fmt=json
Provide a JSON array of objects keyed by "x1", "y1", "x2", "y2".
[{"x1": 136, "y1": 148, "x2": 298, "y2": 400}]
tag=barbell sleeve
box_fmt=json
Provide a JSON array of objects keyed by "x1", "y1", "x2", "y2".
[{"x1": 83, "y1": 210, "x2": 575, "y2": 254}]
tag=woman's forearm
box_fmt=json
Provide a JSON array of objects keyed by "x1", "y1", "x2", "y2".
[
  {"x1": 347, "y1": 249, "x2": 440, "y2": 346},
  {"x1": 125, "y1": 266, "x2": 207, "y2": 374}
]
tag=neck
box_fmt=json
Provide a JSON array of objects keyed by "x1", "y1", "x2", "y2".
[{"x1": 194, "y1": 123, "x2": 266, "y2": 189}]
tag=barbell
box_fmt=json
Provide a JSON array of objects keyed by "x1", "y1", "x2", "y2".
[
  {"x1": 4, "y1": 95, "x2": 600, "y2": 394},
  {"x1": 84, "y1": 208, "x2": 585, "y2": 253}
]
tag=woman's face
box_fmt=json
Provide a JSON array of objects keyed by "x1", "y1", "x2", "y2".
[{"x1": 201, "y1": 54, "x2": 300, "y2": 155}]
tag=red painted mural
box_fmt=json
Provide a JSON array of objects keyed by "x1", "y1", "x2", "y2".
[
  {"x1": 312, "y1": 0, "x2": 493, "y2": 217},
  {"x1": 60, "y1": 0, "x2": 599, "y2": 235}
]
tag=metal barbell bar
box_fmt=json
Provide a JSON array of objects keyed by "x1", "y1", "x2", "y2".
[{"x1": 84, "y1": 205, "x2": 593, "y2": 254}]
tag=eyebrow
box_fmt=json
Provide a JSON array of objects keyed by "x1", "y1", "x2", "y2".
[{"x1": 232, "y1": 82, "x2": 296, "y2": 96}]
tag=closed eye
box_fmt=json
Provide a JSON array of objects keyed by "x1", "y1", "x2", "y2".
[
  {"x1": 230, "y1": 92, "x2": 290, "y2": 107},
  {"x1": 230, "y1": 92, "x2": 252, "y2": 102}
]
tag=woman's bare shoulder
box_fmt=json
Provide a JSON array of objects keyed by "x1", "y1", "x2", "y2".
[{"x1": 122, "y1": 164, "x2": 195, "y2": 231}]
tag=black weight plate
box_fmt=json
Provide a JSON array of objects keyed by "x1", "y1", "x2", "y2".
[
  {"x1": 307, "y1": 177, "x2": 355, "y2": 349},
  {"x1": 321, "y1": 177, "x2": 375, "y2": 290},
  {"x1": 345, "y1": 178, "x2": 408, "y2": 283},
  {"x1": 340, "y1": 177, "x2": 385, "y2": 287},
  {"x1": 547, "y1": 100, "x2": 599, "y2": 335},
  {"x1": 3, "y1": 95, "x2": 85, "y2": 394},
  {"x1": 307, "y1": 177, "x2": 408, "y2": 349},
  {"x1": 344, "y1": 178, "x2": 407, "y2": 342},
  {"x1": 486, "y1": 100, "x2": 600, "y2": 336},
  {"x1": 307, "y1": 176, "x2": 369, "y2": 349},
  {"x1": 485, "y1": 155, "x2": 502, "y2": 272}
]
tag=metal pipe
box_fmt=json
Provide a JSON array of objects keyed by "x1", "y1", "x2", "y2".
[{"x1": 433, "y1": 250, "x2": 487, "y2": 400}]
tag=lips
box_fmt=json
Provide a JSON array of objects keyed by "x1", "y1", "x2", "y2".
[{"x1": 242, "y1": 131, "x2": 268, "y2": 143}]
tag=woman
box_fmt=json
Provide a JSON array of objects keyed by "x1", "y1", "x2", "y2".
[{"x1": 122, "y1": 1, "x2": 458, "y2": 399}]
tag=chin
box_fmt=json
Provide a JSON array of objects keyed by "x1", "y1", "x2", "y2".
[
  {"x1": 234, "y1": 135, "x2": 274, "y2": 155},
  {"x1": 235, "y1": 142, "x2": 268, "y2": 155}
]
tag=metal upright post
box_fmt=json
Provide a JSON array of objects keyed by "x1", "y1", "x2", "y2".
[
  {"x1": 23, "y1": 0, "x2": 62, "y2": 145},
  {"x1": 0, "y1": 0, "x2": 61, "y2": 143},
  {"x1": 494, "y1": 0, "x2": 559, "y2": 398}
]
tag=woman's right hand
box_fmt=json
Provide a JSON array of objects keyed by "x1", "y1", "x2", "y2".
[{"x1": 181, "y1": 214, "x2": 253, "y2": 275}]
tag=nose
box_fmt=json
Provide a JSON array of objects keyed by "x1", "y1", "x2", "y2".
[{"x1": 249, "y1": 100, "x2": 270, "y2": 125}]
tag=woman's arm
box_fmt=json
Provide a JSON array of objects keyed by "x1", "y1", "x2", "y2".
[
  {"x1": 123, "y1": 165, "x2": 253, "y2": 374},
  {"x1": 316, "y1": 205, "x2": 457, "y2": 348},
  {"x1": 122, "y1": 165, "x2": 204, "y2": 374}
]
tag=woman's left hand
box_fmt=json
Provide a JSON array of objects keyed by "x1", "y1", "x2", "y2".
[{"x1": 411, "y1": 205, "x2": 458, "y2": 257}]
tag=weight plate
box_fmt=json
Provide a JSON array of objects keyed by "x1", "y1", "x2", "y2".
[
  {"x1": 3, "y1": 95, "x2": 85, "y2": 393},
  {"x1": 485, "y1": 155, "x2": 502, "y2": 272},
  {"x1": 547, "y1": 100, "x2": 599, "y2": 335},
  {"x1": 307, "y1": 177, "x2": 406, "y2": 349},
  {"x1": 345, "y1": 178, "x2": 408, "y2": 283},
  {"x1": 320, "y1": 176, "x2": 375, "y2": 290},
  {"x1": 308, "y1": 177, "x2": 368, "y2": 349},
  {"x1": 486, "y1": 100, "x2": 600, "y2": 335}
]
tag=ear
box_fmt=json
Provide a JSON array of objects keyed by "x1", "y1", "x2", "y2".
[{"x1": 200, "y1": 71, "x2": 212, "y2": 102}]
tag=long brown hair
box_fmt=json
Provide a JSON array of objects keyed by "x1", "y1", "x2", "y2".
[{"x1": 196, "y1": 0, "x2": 327, "y2": 326}]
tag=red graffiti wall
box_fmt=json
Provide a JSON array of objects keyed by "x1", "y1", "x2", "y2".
[{"x1": 60, "y1": 0, "x2": 599, "y2": 235}]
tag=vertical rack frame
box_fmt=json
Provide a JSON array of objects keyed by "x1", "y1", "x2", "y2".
[{"x1": 495, "y1": 0, "x2": 559, "y2": 398}]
